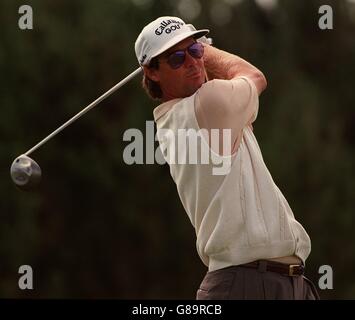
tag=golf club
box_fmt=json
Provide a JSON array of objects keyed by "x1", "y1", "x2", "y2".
[{"x1": 10, "y1": 67, "x2": 142, "y2": 191}]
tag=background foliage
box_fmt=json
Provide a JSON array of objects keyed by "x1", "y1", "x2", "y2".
[{"x1": 1, "y1": 0, "x2": 354, "y2": 299}]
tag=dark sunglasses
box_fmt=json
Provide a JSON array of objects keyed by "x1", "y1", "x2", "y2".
[{"x1": 164, "y1": 42, "x2": 204, "y2": 69}]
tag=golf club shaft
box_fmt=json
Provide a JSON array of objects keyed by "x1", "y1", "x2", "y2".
[{"x1": 24, "y1": 67, "x2": 142, "y2": 156}]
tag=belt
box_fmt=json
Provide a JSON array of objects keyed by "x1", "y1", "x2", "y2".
[{"x1": 240, "y1": 260, "x2": 305, "y2": 277}]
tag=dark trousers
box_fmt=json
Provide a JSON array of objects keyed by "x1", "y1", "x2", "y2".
[{"x1": 196, "y1": 262, "x2": 320, "y2": 300}]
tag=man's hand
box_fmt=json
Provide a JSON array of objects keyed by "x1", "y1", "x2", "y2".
[{"x1": 198, "y1": 35, "x2": 213, "y2": 46}]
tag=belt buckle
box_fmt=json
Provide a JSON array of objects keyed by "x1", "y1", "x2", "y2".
[{"x1": 288, "y1": 264, "x2": 300, "y2": 276}]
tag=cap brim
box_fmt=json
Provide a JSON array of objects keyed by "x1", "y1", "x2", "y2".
[{"x1": 149, "y1": 29, "x2": 209, "y2": 62}]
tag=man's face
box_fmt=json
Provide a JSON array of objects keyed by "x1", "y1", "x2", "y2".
[{"x1": 145, "y1": 37, "x2": 206, "y2": 101}]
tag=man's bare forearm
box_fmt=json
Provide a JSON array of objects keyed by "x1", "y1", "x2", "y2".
[{"x1": 203, "y1": 44, "x2": 267, "y2": 93}]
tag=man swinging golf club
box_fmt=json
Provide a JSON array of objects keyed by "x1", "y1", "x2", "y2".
[{"x1": 135, "y1": 16, "x2": 320, "y2": 300}]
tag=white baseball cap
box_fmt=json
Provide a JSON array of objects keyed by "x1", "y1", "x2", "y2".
[{"x1": 135, "y1": 16, "x2": 209, "y2": 66}]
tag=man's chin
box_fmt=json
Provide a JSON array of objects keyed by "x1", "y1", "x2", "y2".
[{"x1": 184, "y1": 82, "x2": 204, "y2": 97}]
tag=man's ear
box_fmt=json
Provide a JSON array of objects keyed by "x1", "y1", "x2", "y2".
[{"x1": 143, "y1": 66, "x2": 160, "y2": 82}]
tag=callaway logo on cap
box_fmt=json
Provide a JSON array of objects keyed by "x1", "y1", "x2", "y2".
[{"x1": 135, "y1": 16, "x2": 209, "y2": 66}]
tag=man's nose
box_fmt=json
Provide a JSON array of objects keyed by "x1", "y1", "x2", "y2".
[{"x1": 184, "y1": 52, "x2": 198, "y2": 68}]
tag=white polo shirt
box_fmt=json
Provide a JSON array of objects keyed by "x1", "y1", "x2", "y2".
[{"x1": 153, "y1": 77, "x2": 311, "y2": 272}]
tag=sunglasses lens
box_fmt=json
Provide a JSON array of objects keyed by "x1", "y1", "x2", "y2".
[
  {"x1": 188, "y1": 43, "x2": 204, "y2": 59},
  {"x1": 167, "y1": 51, "x2": 185, "y2": 69},
  {"x1": 166, "y1": 43, "x2": 204, "y2": 69}
]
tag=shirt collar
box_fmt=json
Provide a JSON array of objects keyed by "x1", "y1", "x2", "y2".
[{"x1": 153, "y1": 98, "x2": 181, "y2": 122}]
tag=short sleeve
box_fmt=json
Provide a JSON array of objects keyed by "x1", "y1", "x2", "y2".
[{"x1": 195, "y1": 77, "x2": 259, "y2": 153}]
